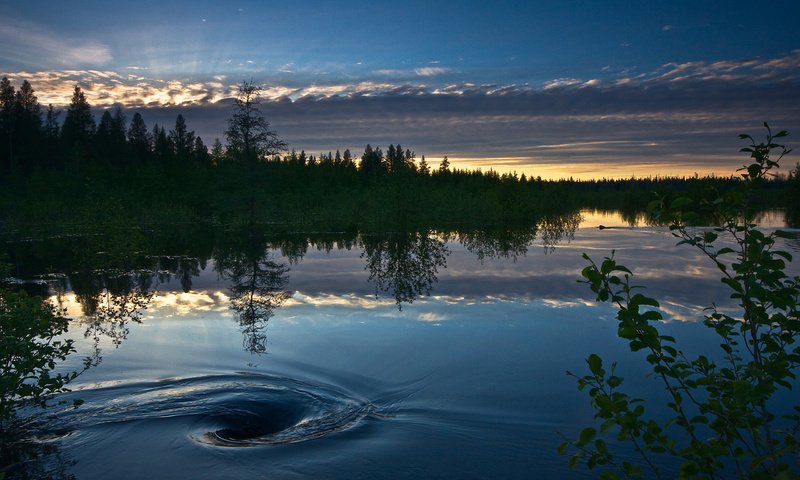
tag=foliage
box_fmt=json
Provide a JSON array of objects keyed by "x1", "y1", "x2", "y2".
[
  {"x1": 561, "y1": 125, "x2": 800, "y2": 479},
  {"x1": 0, "y1": 287, "x2": 83, "y2": 425}
]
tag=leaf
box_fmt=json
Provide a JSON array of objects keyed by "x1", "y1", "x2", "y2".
[
  {"x1": 671, "y1": 197, "x2": 693, "y2": 209},
  {"x1": 587, "y1": 354, "x2": 603, "y2": 375},
  {"x1": 599, "y1": 471, "x2": 620, "y2": 480},
  {"x1": 578, "y1": 427, "x2": 597, "y2": 445},
  {"x1": 557, "y1": 441, "x2": 569, "y2": 455}
]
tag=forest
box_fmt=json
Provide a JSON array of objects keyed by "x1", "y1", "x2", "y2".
[{"x1": 1, "y1": 77, "x2": 798, "y2": 232}]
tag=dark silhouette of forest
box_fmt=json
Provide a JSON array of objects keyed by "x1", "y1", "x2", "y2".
[{"x1": 1, "y1": 78, "x2": 798, "y2": 231}]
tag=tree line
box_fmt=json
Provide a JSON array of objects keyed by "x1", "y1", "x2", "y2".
[{"x1": 1, "y1": 77, "x2": 797, "y2": 230}]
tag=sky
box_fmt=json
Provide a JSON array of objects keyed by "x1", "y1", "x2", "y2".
[{"x1": 1, "y1": 0, "x2": 800, "y2": 178}]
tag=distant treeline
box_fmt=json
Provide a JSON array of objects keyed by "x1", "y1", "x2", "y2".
[{"x1": 1, "y1": 78, "x2": 798, "y2": 230}]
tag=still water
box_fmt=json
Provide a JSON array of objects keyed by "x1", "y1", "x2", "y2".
[{"x1": 5, "y1": 210, "x2": 799, "y2": 479}]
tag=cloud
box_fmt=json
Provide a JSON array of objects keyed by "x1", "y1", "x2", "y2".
[
  {"x1": 0, "y1": 70, "x2": 238, "y2": 107},
  {"x1": 2, "y1": 51, "x2": 798, "y2": 179},
  {"x1": 414, "y1": 67, "x2": 449, "y2": 76},
  {"x1": 0, "y1": 22, "x2": 112, "y2": 68}
]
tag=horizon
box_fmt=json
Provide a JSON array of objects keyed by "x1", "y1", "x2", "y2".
[{"x1": 2, "y1": 1, "x2": 800, "y2": 179}]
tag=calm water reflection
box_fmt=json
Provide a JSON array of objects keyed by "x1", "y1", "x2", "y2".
[{"x1": 2, "y1": 209, "x2": 798, "y2": 479}]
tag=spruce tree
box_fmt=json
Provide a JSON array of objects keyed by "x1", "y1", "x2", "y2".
[
  {"x1": 61, "y1": 86, "x2": 95, "y2": 159},
  {"x1": 127, "y1": 112, "x2": 150, "y2": 163},
  {"x1": 0, "y1": 77, "x2": 16, "y2": 174},
  {"x1": 169, "y1": 114, "x2": 195, "y2": 163}
]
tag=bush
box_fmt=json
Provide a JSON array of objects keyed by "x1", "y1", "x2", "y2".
[
  {"x1": 0, "y1": 284, "x2": 82, "y2": 426},
  {"x1": 561, "y1": 125, "x2": 800, "y2": 479}
]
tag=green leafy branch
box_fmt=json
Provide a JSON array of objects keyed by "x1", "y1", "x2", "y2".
[{"x1": 562, "y1": 125, "x2": 800, "y2": 479}]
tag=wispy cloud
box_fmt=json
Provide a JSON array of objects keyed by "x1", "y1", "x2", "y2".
[
  {"x1": 0, "y1": 22, "x2": 112, "y2": 68},
  {"x1": 414, "y1": 67, "x2": 449, "y2": 76}
]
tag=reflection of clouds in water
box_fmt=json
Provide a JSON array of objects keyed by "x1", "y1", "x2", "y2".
[
  {"x1": 51, "y1": 291, "x2": 235, "y2": 322},
  {"x1": 287, "y1": 291, "x2": 393, "y2": 309},
  {"x1": 55, "y1": 288, "x2": 722, "y2": 328},
  {"x1": 541, "y1": 298, "x2": 596, "y2": 308},
  {"x1": 417, "y1": 312, "x2": 450, "y2": 322},
  {"x1": 144, "y1": 291, "x2": 231, "y2": 317}
]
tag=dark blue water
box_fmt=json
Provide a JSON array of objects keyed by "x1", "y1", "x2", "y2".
[{"x1": 11, "y1": 211, "x2": 799, "y2": 479}]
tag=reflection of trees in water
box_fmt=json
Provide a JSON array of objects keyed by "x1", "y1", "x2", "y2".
[
  {"x1": 215, "y1": 238, "x2": 291, "y2": 354},
  {"x1": 458, "y1": 229, "x2": 536, "y2": 262},
  {"x1": 458, "y1": 211, "x2": 582, "y2": 260},
  {"x1": 362, "y1": 231, "x2": 448, "y2": 308},
  {"x1": 68, "y1": 271, "x2": 155, "y2": 365},
  {"x1": 537, "y1": 212, "x2": 582, "y2": 253}
]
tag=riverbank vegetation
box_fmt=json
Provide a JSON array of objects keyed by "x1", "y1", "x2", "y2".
[{"x1": 564, "y1": 126, "x2": 800, "y2": 478}]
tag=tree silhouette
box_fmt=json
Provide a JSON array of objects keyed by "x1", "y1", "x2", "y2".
[
  {"x1": 225, "y1": 81, "x2": 286, "y2": 164},
  {"x1": 170, "y1": 114, "x2": 195, "y2": 164},
  {"x1": 215, "y1": 229, "x2": 291, "y2": 353},
  {"x1": 0, "y1": 78, "x2": 16, "y2": 174},
  {"x1": 127, "y1": 112, "x2": 150, "y2": 163},
  {"x1": 61, "y1": 86, "x2": 95, "y2": 168}
]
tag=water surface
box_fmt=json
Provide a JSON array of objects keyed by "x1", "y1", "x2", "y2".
[{"x1": 5, "y1": 210, "x2": 799, "y2": 479}]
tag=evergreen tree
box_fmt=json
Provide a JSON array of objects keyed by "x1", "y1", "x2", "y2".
[
  {"x1": 151, "y1": 124, "x2": 172, "y2": 163},
  {"x1": 12, "y1": 80, "x2": 43, "y2": 172},
  {"x1": 169, "y1": 114, "x2": 195, "y2": 163},
  {"x1": 0, "y1": 77, "x2": 16, "y2": 174},
  {"x1": 93, "y1": 106, "x2": 127, "y2": 164},
  {"x1": 95, "y1": 110, "x2": 115, "y2": 162},
  {"x1": 61, "y1": 86, "x2": 96, "y2": 161},
  {"x1": 127, "y1": 112, "x2": 150, "y2": 163},
  {"x1": 438, "y1": 155, "x2": 450, "y2": 173},
  {"x1": 225, "y1": 81, "x2": 285, "y2": 164},
  {"x1": 360, "y1": 144, "x2": 384, "y2": 176},
  {"x1": 193, "y1": 136, "x2": 210, "y2": 165},
  {"x1": 44, "y1": 105, "x2": 60, "y2": 139},
  {"x1": 110, "y1": 106, "x2": 126, "y2": 149},
  {"x1": 42, "y1": 105, "x2": 61, "y2": 168},
  {"x1": 210, "y1": 138, "x2": 225, "y2": 164},
  {"x1": 418, "y1": 155, "x2": 429, "y2": 175}
]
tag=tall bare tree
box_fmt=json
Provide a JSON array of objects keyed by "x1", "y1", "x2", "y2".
[{"x1": 225, "y1": 81, "x2": 286, "y2": 165}]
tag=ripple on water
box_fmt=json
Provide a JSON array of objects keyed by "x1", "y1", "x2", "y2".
[{"x1": 53, "y1": 372, "x2": 375, "y2": 448}]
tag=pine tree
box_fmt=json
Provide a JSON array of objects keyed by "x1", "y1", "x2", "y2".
[
  {"x1": 152, "y1": 124, "x2": 172, "y2": 163},
  {"x1": 127, "y1": 112, "x2": 150, "y2": 163},
  {"x1": 193, "y1": 136, "x2": 210, "y2": 165},
  {"x1": 0, "y1": 77, "x2": 16, "y2": 174},
  {"x1": 418, "y1": 155, "x2": 429, "y2": 175},
  {"x1": 438, "y1": 155, "x2": 450, "y2": 173},
  {"x1": 12, "y1": 80, "x2": 43, "y2": 172},
  {"x1": 169, "y1": 114, "x2": 195, "y2": 164},
  {"x1": 61, "y1": 86, "x2": 96, "y2": 160},
  {"x1": 210, "y1": 138, "x2": 225, "y2": 164},
  {"x1": 43, "y1": 104, "x2": 62, "y2": 168},
  {"x1": 225, "y1": 81, "x2": 286, "y2": 164},
  {"x1": 44, "y1": 105, "x2": 60, "y2": 139}
]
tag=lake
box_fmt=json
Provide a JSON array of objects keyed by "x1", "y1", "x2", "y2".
[{"x1": 3, "y1": 209, "x2": 798, "y2": 479}]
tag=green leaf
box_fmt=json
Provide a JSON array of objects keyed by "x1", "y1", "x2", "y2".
[
  {"x1": 598, "y1": 471, "x2": 620, "y2": 480},
  {"x1": 587, "y1": 354, "x2": 603, "y2": 375},
  {"x1": 671, "y1": 197, "x2": 693, "y2": 209},
  {"x1": 578, "y1": 427, "x2": 597, "y2": 445}
]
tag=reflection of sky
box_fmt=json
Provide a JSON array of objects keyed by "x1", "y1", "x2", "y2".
[{"x1": 54, "y1": 212, "x2": 798, "y2": 326}]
